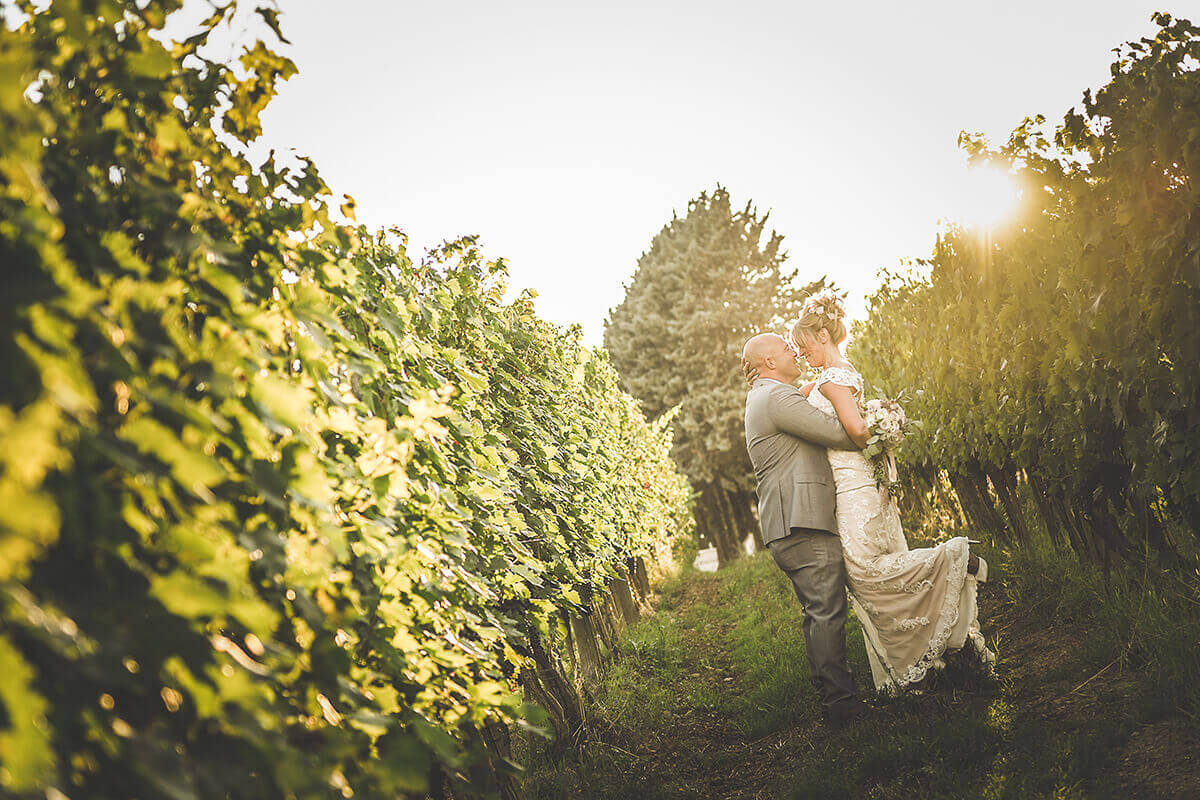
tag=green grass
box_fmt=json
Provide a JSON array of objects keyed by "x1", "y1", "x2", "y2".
[
  {"x1": 996, "y1": 534, "x2": 1200, "y2": 719},
  {"x1": 521, "y1": 537, "x2": 1200, "y2": 799}
]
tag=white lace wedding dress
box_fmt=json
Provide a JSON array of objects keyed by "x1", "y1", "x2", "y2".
[{"x1": 809, "y1": 365, "x2": 994, "y2": 692}]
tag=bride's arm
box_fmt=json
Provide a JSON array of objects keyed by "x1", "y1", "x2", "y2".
[{"x1": 818, "y1": 383, "x2": 869, "y2": 448}]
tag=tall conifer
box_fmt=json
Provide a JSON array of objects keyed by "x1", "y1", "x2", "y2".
[{"x1": 605, "y1": 187, "x2": 826, "y2": 565}]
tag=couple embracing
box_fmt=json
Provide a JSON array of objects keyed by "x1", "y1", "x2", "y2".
[{"x1": 742, "y1": 290, "x2": 995, "y2": 725}]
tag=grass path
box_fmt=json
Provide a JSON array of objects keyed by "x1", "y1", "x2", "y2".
[{"x1": 524, "y1": 549, "x2": 1200, "y2": 799}]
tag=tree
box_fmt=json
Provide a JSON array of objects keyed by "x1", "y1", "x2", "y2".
[
  {"x1": 850, "y1": 13, "x2": 1200, "y2": 564},
  {"x1": 604, "y1": 186, "x2": 825, "y2": 565}
]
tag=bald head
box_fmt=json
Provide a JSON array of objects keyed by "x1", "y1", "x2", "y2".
[
  {"x1": 741, "y1": 333, "x2": 800, "y2": 382},
  {"x1": 742, "y1": 333, "x2": 787, "y2": 366}
]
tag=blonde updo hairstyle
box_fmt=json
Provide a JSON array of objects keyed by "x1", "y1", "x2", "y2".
[{"x1": 791, "y1": 289, "x2": 848, "y2": 347}]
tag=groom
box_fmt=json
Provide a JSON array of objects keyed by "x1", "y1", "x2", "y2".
[{"x1": 741, "y1": 333, "x2": 865, "y2": 724}]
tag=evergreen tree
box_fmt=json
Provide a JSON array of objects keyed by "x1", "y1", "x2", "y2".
[{"x1": 604, "y1": 186, "x2": 825, "y2": 565}]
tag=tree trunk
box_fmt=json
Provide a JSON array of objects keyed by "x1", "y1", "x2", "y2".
[
  {"x1": 947, "y1": 472, "x2": 982, "y2": 532},
  {"x1": 712, "y1": 487, "x2": 742, "y2": 563},
  {"x1": 734, "y1": 490, "x2": 763, "y2": 551},
  {"x1": 559, "y1": 610, "x2": 579, "y2": 680},
  {"x1": 703, "y1": 486, "x2": 740, "y2": 566},
  {"x1": 692, "y1": 489, "x2": 713, "y2": 556},
  {"x1": 934, "y1": 468, "x2": 970, "y2": 528},
  {"x1": 593, "y1": 593, "x2": 623, "y2": 651},
  {"x1": 569, "y1": 614, "x2": 603, "y2": 683},
  {"x1": 896, "y1": 465, "x2": 929, "y2": 522},
  {"x1": 627, "y1": 556, "x2": 651, "y2": 599},
  {"x1": 610, "y1": 575, "x2": 640, "y2": 624},
  {"x1": 479, "y1": 719, "x2": 520, "y2": 800},
  {"x1": 1135, "y1": 497, "x2": 1169, "y2": 556},
  {"x1": 694, "y1": 488, "x2": 717, "y2": 552},
  {"x1": 987, "y1": 468, "x2": 1032, "y2": 541},
  {"x1": 951, "y1": 461, "x2": 1008, "y2": 540},
  {"x1": 519, "y1": 626, "x2": 585, "y2": 753},
  {"x1": 1057, "y1": 495, "x2": 1091, "y2": 558},
  {"x1": 1078, "y1": 497, "x2": 1127, "y2": 570},
  {"x1": 429, "y1": 765, "x2": 449, "y2": 800},
  {"x1": 1024, "y1": 470, "x2": 1064, "y2": 543}
]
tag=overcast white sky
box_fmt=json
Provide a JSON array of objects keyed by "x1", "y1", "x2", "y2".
[{"x1": 241, "y1": 1, "x2": 1175, "y2": 343}]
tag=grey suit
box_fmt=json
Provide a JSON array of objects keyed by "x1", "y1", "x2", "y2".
[{"x1": 744, "y1": 378, "x2": 858, "y2": 711}]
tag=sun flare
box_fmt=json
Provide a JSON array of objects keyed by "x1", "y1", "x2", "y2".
[{"x1": 959, "y1": 166, "x2": 1021, "y2": 228}]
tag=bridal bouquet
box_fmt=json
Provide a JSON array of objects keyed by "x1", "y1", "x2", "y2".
[{"x1": 861, "y1": 394, "x2": 920, "y2": 494}]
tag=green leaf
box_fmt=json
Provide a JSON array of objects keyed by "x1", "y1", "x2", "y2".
[{"x1": 0, "y1": 635, "x2": 54, "y2": 792}]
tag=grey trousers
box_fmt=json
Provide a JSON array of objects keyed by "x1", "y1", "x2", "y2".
[{"x1": 767, "y1": 527, "x2": 857, "y2": 711}]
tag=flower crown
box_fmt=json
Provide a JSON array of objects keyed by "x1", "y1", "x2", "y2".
[{"x1": 802, "y1": 289, "x2": 845, "y2": 323}]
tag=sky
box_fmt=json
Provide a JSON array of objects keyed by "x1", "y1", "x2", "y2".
[{"x1": 228, "y1": 0, "x2": 1176, "y2": 344}]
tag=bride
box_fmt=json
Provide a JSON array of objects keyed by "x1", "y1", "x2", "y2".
[{"x1": 789, "y1": 290, "x2": 995, "y2": 693}]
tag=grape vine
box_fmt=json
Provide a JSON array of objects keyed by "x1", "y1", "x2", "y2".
[
  {"x1": 851, "y1": 13, "x2": 1199, "y2": 562},
  {"x1": 0, "y1": 2, "x2": 691, "y2": 796}
]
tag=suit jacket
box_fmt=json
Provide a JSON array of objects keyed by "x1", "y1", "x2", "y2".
[{"x1": 744, "y1": 378, "x2": 856, "y2": 545}]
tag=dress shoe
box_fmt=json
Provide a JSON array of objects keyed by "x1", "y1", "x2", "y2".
[{"x1": 821, "y1": 698, "x2": 871, "y2": 727}]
